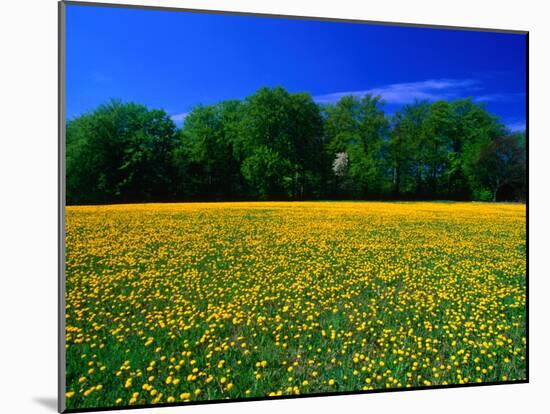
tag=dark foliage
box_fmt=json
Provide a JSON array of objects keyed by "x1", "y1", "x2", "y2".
[{"x1": 66, "y1": 89, "x2": 526, "y2": 205}]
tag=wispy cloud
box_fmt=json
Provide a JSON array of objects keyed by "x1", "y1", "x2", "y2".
[
  {"x1": 170, "y1": 112, "x2": 189, "y2": 124},
  {"x1": 314, "y1": 78, "x2": 489, "y2": 105},
  {"x1": 506, "y1": 121, "x2": 526, "y2": 132},
  {"x1": 90, "y1": 72, "x2": 113, "y2": 83},
  {"x1": 474, "y1": 92, "x2": 525, "y2": 103},
  {"x1": 475, "y1": 94, "x2": 505, "y2": 103}
]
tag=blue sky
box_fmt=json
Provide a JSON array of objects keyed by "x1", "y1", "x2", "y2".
[{"x1": 66, "y1": 4, "x2": 527, "y2": 131}]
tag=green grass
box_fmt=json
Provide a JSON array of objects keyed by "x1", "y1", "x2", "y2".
[{"x1": 64, "y1": 201, "x2": 527, "y2": 409}]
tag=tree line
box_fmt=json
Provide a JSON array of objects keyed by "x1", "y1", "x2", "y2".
[{"x1": 66, "y1": 87, "x2": 526, "y2": 205}]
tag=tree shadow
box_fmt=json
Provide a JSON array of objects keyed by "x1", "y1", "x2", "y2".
[{"x1": 33, "y1": 396, "x2": 57, "y2": 412}]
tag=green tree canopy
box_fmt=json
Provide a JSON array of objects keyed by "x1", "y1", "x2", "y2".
[
  {"x1": 65, "y1": 89, "x2": 526, "y2": 204},
  {"x1": 324, "y1": 95, "x2": 389, "y2": 198},
  {"x1": 66, "y1": 100, "x2": 177, "y2": 204},
  {"x1": 174, "y1": 100, "x2": 244, "y2": 200}
]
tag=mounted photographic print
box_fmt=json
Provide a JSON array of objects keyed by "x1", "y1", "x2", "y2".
[{"x1": 59, "y1": 1, "x2": 528, "y2": 412}]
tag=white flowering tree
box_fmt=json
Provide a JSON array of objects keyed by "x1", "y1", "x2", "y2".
[{"x1": 332, "y1": 152, "x2": 348, "y2": 178}]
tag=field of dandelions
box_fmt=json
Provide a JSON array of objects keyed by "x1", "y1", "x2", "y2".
[{"x1": 65, "y1": 202, "x2": 526, "y2": 409}]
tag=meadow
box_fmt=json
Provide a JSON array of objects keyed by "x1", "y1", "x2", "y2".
[{"x1": 64, "y1": 202, "x2": 526, "y2": 409}]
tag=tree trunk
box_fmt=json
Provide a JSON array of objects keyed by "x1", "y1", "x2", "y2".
[
  {"x1": 393, "y1": 166, "x2": 400, "y2": 197},
  {"x1": 492, "y1": 178, "x2": 500, "y2": 202}
]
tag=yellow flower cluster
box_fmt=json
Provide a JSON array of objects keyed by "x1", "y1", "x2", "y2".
[{"x1": 65, "y1": 202, "x2": 526, "y2": 409}]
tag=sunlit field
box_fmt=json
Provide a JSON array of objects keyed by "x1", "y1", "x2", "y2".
[{"x1": 65, "y1": 202, "x2": 526, "y2": 409}]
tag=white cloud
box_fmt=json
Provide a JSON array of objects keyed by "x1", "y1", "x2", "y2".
[
  {"x1": 313, "y1": 78, "x2": 481, "y2": 104},
  {"x1": 170, "y1": 112, "x2": 189, "y2": 124},
  {"x1": 474, "y1": 92, "x2": 525, "y2": 103},
  {"x1": 506, "y1": 121, "x2": 526, "y2": 132},
  {"x1": 475, "y1": 94, "x2": 505, "y2": 103},
  {"x1": 90, "y1": 72, "x2": 112, "y2": 83}
]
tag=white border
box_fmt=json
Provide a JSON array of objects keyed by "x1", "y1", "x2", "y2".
[{"x1": 2, "y1": 1, "x2": 547, "y2": 414}]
